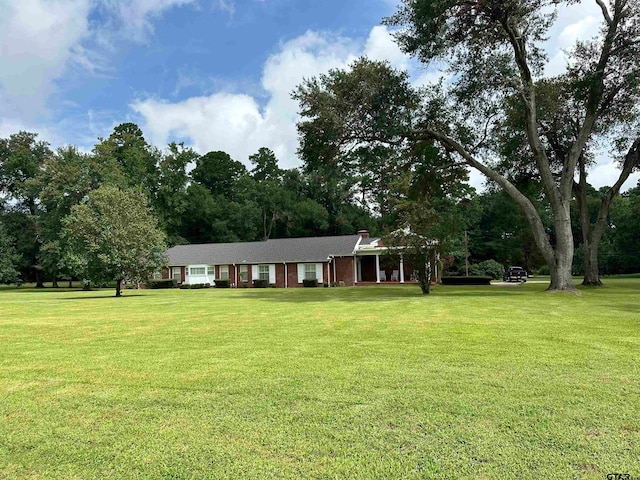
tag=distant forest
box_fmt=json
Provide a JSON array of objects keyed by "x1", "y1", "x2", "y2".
[{"x1": 1, "y1": 123, "x2": 639, "y2": 285}]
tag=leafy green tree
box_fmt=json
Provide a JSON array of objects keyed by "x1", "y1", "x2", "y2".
[
  {"x1": 156, "y1": 143, "x2": 199, "y2": 245},
  {"x1": 383, "y1": 142, "x2": 473, "y2": 293},
  {"x1": 0, "y1": 220, "x2": 19, "y2": 284},
  {"x1": 0, "y1": 131, "x2": 50, "y2": 214},
  {"x1": 192, "y1": 151, "x2": 248, "y2": 200},
  {"x1": 495, "y1": 78, "x2": 639, "y2": 285},
  {"x1": 39, "y1": 146, "x2": 115, "y2": 286},
  {"x1": 0, "y1": 131, "x2": 52, "y2": 286},
  {"x1": 249, "y1": 148, "x2": 287, "y2": 240},
  {"x1": 93, "y1": 123, "x2": 160, "y2": 196},
  {"x1": 294, "y1": 59, "x2": 472, "y2": 278},
  {"x1": 294, "y1": 58, "x2": 418, "y2": 220},
  {"x1": 386, "y1": 0, "x2": 640, "y2": 291},
  {"x1": 62, "y1": 186, "x2": 167, "y2": 297},
  {"x1": 469, "y1": 186, "x2": 547, "y2": 271},
  {"x1": 607, "y1": 181, "x2": 640, "y2": 273},
  {"x1": 250, "y1": 147, "x2": 282, "y2": 182},
  {"x1": 574, "y1": 139, "x2": 640, "y2": 284}
]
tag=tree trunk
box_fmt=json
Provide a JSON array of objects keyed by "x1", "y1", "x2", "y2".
[
  {"x1": 548, "y1": 249, "x2": 575, "y2": 291},
  {"x1": 416, "y1": 253, "x2": 430, "y2": 294},
  {"x1": 52, "y1": 278, "x2": 59, "y2": 288},
  {"x1": 34, "y1": 266, "x2": 44, "y2": 288},
  {"x1": 429, "y1": 250, "x2": 438, "y2": 284},
  {"x1": 68, "y1": 279, "x2": 73, "y2": 288},
  {"x1": 575, "y1": 156, "x2": 602, "y2": 287},
  {"x1": 115, "y1": 279, "x2": 122, "y2": 297},
  {"x1": 546, "y1": 204, "x2": 576, "y2": 291},
  {"x1": 582, "y1": 243, "x2": 602, "y2": 286}
]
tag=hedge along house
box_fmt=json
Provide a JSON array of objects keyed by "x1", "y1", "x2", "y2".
[{"x1": 164, "y1": 230, "x2": 418, "y2": 287}]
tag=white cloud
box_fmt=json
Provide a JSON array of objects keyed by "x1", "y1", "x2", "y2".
[
  {"x1": 0, "y1": 0, "x2": 91, "y2": 119},
  {"x1": 588, "y1": 160, "x2": 640, "y2": 191},
  {"x1": 113, "y1": 0, "x2": 199, "y2": 41},
  {"x1": 0, "y1": 0, "x2": 209, "y2": 130},
  {"x1": 132, "y1": 28, "x2": 409, "y2": 168},
  {"x1": 133, "y1": 92, "x2": 268, "y2": 159},
  {"x1": 543, "y1": 2, "x2": 601, "y2": 77},
  {"x1": 0, "y1": 118, "x2": 65, "y2": 148},
  {"x1": 364, "y1": 25, "x2": 409, "y2": 70}
]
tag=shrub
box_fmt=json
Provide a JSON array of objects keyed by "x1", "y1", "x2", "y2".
[
  {"x1": 241, "y1": 281, "x2": 249, "y2": 288},
  {"x1": 146, "y1": 279, "x2": 177, "y2": 289},
  {"x1": 538, "y1": 264, "x2": 550, "y2": 275},
  {"x1": 469, "y1": 260, "x2": 505, "y2": 280},
  {"x1": 303, "y1": 279, "x2": 318, "y2": 288},
  {"x1": 253, "y1": 279, "x2": 268, "y2": 288},
  {"x1": 215, "y1": 279, "x2": 231, "y2": 288},
  {"x1": 441, "y1": 276, "x2": 492, "y2": 285},
  {"x1": 180, "y1": 283, "x2": 208, "y2": 289}
]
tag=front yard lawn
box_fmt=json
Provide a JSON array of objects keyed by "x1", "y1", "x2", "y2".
[{"x1": 0, "y1": 280, "x2": 638, "y2": 479}]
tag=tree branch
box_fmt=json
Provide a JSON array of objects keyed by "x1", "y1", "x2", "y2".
[
  {"x1": 588, "y1": 136, "x2": 640, "y2": 248},
  {"x1": 500, "y1": 17, "x2": 563, "y2": 207},
  {"x1": 560, "y1": 0, "x2": 622, "y2": 197},
  {"x1": 471, "y1": 113, "x2": 498, "y2": 152},
  {"x1": 595, "y1": 0, "x2": 613, "y2": 26},
  {"x1": 419, "y1": 126, "x2": 556, "y2": 265}
]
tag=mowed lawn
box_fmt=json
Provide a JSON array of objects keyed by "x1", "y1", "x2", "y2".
[{"x1": 0, "y1": 280, "x2": 638, "y2": 479}]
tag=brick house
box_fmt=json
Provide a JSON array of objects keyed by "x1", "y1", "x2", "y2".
[{"x1": 163, "y1": 230, "x2": 417, "y2": 287}]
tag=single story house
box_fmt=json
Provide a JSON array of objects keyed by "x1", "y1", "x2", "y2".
[{"x1": 163, "y1": 230, "x2": 419, "y2": 287}]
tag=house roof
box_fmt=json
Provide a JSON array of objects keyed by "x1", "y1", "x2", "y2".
[{"x1": 167, "y1": 234, "x2": 377, "y2": 265}]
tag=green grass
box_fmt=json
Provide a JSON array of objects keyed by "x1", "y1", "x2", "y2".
[{"x1": 0, "y1": 280, "x2": 638, "y2": 479}]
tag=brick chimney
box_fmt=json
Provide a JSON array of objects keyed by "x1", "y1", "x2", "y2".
[{"x1": 357, "y1": 229, "x2": 369, "y2": 239}]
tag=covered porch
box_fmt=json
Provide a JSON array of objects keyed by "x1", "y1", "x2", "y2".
[{"x1": 355, "y1": 253, "x2": 419, "y2": 284}]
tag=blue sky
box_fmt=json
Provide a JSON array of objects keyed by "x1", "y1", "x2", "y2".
[{"x1": 0, "y1": 0, "x2": 637, "y2": 190}]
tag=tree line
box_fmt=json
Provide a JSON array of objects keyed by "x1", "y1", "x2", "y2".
[
  {"x1": 1, "y1": 120, "x2": 638, "y2": 291},
  {"x1": 0, "y1": 124, "x2": 376, "y2": 288}
]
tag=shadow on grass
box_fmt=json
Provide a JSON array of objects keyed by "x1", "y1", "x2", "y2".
[
  {"x1": 56, "y1": 294, "x2": 146, "y2": 300},
  {"x1": 238, "y1": 285, "x2": 541, "y2": 303},
  {"x1": 0, "y1": 287, "x2": 84, "y2": 293},
  {"x1": 593, "y1": 303, "x2": 640, "y2": 314}
]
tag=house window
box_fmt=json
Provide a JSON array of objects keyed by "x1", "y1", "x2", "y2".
[
  {"x1": 220, "y1": 265, "x2": 229, "y2": 280},
  {"x1": 172, "y1": 267, "x2": 181, "y2": 281},
  {"x1": 191, "y1": 267, "x2": 206, "y2": 275},
  {"x1": 239, "y1": 265, "x2": 248, "y2": 282},
  {"x1": 259, "y1": 265, "x2": 269, "y2": 281},
  {"x1": 207, "y1": 266, "x2": 215, "y2": 277},
  {"x1": 304, "y1": 263, "x2": 317, "y2": 280}
]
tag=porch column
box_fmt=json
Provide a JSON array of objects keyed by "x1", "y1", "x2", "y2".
[
  {"x1": 333, "y1": 257, "x2": 337, "y2": 284},
  {"x1": 284, "y1": 263, "x2": 288, "y2": 288},
  {"x1": 400, "y1": 254, "x2": 405, "y2": 283},
  {"x1": 375, "y1": 254, "x2": 381, "y2": 283},
  {"x1": 353, "y1": 255, "x2": 358, "y2": 284}
]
